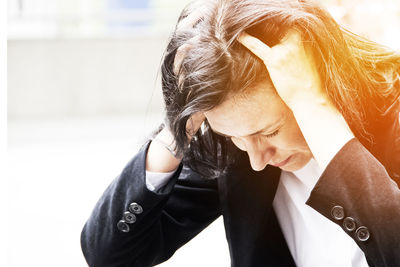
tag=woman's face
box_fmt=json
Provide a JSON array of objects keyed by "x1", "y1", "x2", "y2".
[{"x1": 204, "y1": 80, "x2": 313, "y2": 172}]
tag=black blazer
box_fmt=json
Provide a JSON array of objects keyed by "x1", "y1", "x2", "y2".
[{"x1": 81, "y1": 97, "x2": 400, "y2": 267}]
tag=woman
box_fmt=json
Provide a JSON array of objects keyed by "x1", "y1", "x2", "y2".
[{"x1": 81, "y1": 0, "x2": 400, "y2": 266}]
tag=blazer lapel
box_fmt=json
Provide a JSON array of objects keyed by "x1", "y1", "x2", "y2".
[{"x1": 219, "y1": 153, "x2": 296, "y2": 266}]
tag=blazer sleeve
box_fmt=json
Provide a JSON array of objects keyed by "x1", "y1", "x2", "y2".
[
  {"x1": 80, "y1": 140, "x2": 221, "y2": 267},
  {"x1": 306, "y1": 138, "x2": 400, "y2": 267}
]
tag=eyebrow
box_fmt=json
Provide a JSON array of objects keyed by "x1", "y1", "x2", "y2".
[{"x1": 209, "y1": 122, "x2": 279, "y2": 138}]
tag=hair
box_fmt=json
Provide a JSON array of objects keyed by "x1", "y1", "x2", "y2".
[{"x1": 159, "y1": 0, "x2": 400, "y2": 178}]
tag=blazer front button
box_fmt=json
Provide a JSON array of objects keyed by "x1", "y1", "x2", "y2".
[
  {"x1": 343, "y1": 217, "x2": 356, "y2": 231},
  {"x1": 117, "y1": 220, "x2": 130, "y2": 233},
  {"x1": 331, "y1": 205, "x2": 345, "y2": 220},
  {"x1": 129, "y1": 202, "x2": 143, "y2": 214},
  {"x1": 123, "y1": 211, "x2": 136, "y2": 224},
  {"x1": 355, "y1": 226, "x2": 370, "y2": 242}
]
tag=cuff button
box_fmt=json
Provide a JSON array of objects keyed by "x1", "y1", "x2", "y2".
[
  {"x1": 123, "y1": 211, "x2": 137, "y2": 224},
  {"x1": 117, "y1": 220, "x2": 130, "y2": 233},
  {"x1": 343, "y1": 217, "x2": 356, "y2": 231},
  {"x1": 129, "y1": 202, "x2": 143, "y2": 214},
  {"x1": 331, "y1": 205, "x2": 345, "y2": 220},
  {"x1": 355, "y1": 226, "x2": 370, "y2": 242}
]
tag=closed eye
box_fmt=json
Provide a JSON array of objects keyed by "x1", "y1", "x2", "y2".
[{"x1": 262, "y1": 129, "x2": 280, "y2": 138}]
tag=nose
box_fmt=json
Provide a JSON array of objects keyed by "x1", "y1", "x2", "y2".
[{"x1": 234, "y1": 136, "x2": 275, "y2": 171}]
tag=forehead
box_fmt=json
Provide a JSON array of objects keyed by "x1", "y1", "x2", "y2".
[{"x1": 204, "y1": 82, "x2": 287, "y2": 137}]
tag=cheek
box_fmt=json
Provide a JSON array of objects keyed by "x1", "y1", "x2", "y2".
[
  {"x1": 274, "y1": 119, "x2": 308, "y2": 151},
  {"x1": 280, "y1": 121, "x2": 308, "y2": 150}
]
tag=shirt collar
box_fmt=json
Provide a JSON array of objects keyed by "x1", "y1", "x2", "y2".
[{"x1": 292, "y1": 158, "x2": 323, "y2": 192}]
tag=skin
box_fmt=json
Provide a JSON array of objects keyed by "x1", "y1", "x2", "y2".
[
  {"x1": 204, "y1": 80, "x2": 313, "y2": 172},
  {"x1": 146, "y1": 27, "x2": 353, "y2": 174},
  {"x1": 238, "y1": 31, "x2": 354, "y2": 171}
]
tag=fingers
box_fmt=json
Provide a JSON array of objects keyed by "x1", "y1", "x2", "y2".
[
  {"x1": 173, "y1": 35, "x2": 201, "y2": 76},
  {"x1": 237, "y1": 32, "x2": 272, "y2": 62},
  {"x1": 186, "y1": 112, "x2": 205, "y2": 139},
  {"x1": 177, "y1": 7, "x2": 205, "y2": 32},
  {"x1": 174, "y1": 43, "x2": 192, "y2": 74},
  {"x1": 174, "y1": 6, "x2": 205, "y2": 75},
  {"x1": 238, "y1": 30, "x2": 304, "y2": 62}
]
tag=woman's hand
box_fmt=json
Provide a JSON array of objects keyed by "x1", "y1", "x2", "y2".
[
  {"x1": 146, "y1": 9, "x2": 206, "y2": 173},
  {"x1": 146, "y1": 112, "x2": 205, "y2": 172},
  {"x1": 238, "y1": 31, "x2": 354, "y2": 171},
  {"x1": 238, "y1": 30, "x2": 327, "y2": 109}
]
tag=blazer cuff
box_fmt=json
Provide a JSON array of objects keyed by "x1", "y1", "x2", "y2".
[{"x1": 306, "y1": 138, "x2": 400, "y2": 266}]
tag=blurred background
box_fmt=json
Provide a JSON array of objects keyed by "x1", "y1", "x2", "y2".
[{"x1": 6, "y1": 0, "x2": 400, "y2": 266}]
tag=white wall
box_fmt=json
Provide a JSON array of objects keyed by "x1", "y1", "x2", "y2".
[{"x1": 8, "y1": 36, "x2": 168, "y2": 120}]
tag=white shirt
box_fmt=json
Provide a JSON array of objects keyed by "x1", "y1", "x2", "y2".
[
  {"x1": 145, "y1": 169, "x2": 177, "y2": 191},
  {"x1": 145, "y1": 154, "x2": 368, "y2": 267},
  {"x1": 272, "y1": 158, "x2": 368, "y2": 267}
]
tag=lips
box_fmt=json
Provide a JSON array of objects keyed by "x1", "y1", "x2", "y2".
[{"x1": 271, "y1": 155, "x2": 291, "y2": 168}]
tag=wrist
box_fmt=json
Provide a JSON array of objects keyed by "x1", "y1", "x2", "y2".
[
  {"x1": 146, "y1": 128, "x2": 182, "y2": 172},
  {"x1": 289, "y1": 99, "x2": 354, "y2": 171},
  {"x1": 153, "y1": 128, "x2": 182, "y2": 158}
]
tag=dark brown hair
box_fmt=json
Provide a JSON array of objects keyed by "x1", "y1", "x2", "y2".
[{"x1": 160, "y1": 0, "x2": 400, "y2": 178}]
